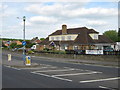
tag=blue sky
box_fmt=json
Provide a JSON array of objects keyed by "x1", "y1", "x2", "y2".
[{"x1": 1, "y1": 1, "x2": 118, "y2": 39}]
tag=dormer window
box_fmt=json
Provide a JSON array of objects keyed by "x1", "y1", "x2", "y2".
[{"x1": 89, "y1": 33, "x2": 98, "y2": 40}]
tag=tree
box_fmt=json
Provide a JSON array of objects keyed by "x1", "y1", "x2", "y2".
[
  {"x1": 10, "y1": 43, "x2": 17, "y2": 49},
  {"x1": 40, "y1": 38, "x2": 45, "y2": 41},
  {"x1": 103, "y1": 30, "x2": 118, "y2": 42},
  {"x1": 118, "y1": 28, "x2": 120, "y2": 41}
]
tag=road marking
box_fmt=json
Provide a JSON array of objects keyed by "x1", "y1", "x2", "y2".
[
  {"x1": 4, "y1": 65, "x2": 11, "y2": 68},
  {"x1": 4, "y1": 65, "x2": 21, "y2": 70},
  {"x1": 20, "y1": 66, "x2": 57, "y2": 70},
  {"x1": 80, "y1": 77, "x2": 120, "y2": 83},
  {"x1": 52, "y1": 76, "x2": 72, "y2": 82},
  {"x1": 10, "y1": 67, "x2": 21, "y2": 70},
  {"x1": 99, "y1": 86, "x2": 116, "y2": 90},
  {"x1": 31, "y1": 72, "x2": 72, "y2": 82},
  {"x1": 33, "y1": 69, "x2": 75, "y2": 73},
  {"x1": 31, "y1": 72, "x2": 50, "y2": 77},
  {"x1": 53, "y1": 71, "x2": 102, "y2": 77}
]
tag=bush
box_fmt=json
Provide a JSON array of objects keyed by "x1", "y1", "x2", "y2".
[
  {"x1": 43, "y1": 48, "x2": 50, "y2": 51},
  {"x1": 28, "y1": 50, "x2": 34, "y2": 54}
]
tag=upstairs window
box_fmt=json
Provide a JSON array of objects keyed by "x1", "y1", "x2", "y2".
[
  {"x1": 67, "y1": 36, "x2": 72, "y2": 40},
  {"x1": 51, "y1": 37, "x2": 54, "y2": 41},
  {"x1": 56, "y1": 37, "x2": 60, "y2": 40},
  {"x1": 61, "y1": 36, "x2": 65, "y2": 41}
]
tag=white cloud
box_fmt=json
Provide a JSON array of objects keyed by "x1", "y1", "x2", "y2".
[
  {"x1": 25, "y1": 3, "x2": 118, "y2": 19},
  {"x1": 29, "y1": 16, "x2": 58, "y2": 24},
  {"x1": 87, "y1": 20, "x2": 108, "y2": 26}
]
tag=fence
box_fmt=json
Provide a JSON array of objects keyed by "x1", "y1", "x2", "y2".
[
  {"x1": 103, "y1": 50, "x2": 120, "y2": 55},
  {"x1": 35, "y1": 50, "x2": 120, "y2": 55}
]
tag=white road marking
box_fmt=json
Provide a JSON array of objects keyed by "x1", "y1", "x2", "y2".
[
  {"x1": 20, "y1": 66, "x2": 57, "y2": 70},
  {"x1": 4, "y1": 65, "x2": 21, "y2": 70},
  {"x1": 31, "y1": 72, "x2": 50, "y2": 77},
  {"x1": 52, "y1": 76, "x2": 72, "y2": 82},
  {"x1": 53, "y1": 71, "x2": 102, "y2": 77},
  {"x1": 4, "y1": 65, "x2": 11, "y2": 68},
  {"x1": 31, "y1": 72, "x2": 72, "y2": 82},
  {"x1": 99, "y1": 86, "x2": 116, "y2": 90},
  {"x1": 33, "y1": 69, "x2": 75, "y2": 73},
  {"x1": 10, "y1": 67, "x2": 21, "y2": 70},
  {"x1": 80, "y1": 77, "x2": 120, "y2": 83}
]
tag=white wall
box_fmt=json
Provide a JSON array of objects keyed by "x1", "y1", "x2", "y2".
[{"x1": 49, "y1": 34, "x2": 78, "y2": 41}]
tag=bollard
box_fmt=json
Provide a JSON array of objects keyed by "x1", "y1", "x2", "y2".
[
  {"x1": 8, "y1": 54, "x2": 11, "y2": 61},
  {"x1": 25, "y1": 56, "x2": 31, "y2": 66}
]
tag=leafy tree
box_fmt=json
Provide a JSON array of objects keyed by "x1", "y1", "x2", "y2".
[
  {"x1": 118, "y1": 28, "x2": 120, "y2": 42},
  {"x1": 40, "y1": 38, "x2": 45, "y2": 41},
  {"x1": 26, "y1": 43, "x2": 35, "y2": 48},
  {"x1": 15, "y1": 45, "x2": 23, "y2": 48},
  {"x1": 103, "y1": 30, "x2": 118, "y2": 42},
  {"x1": 10, "y1": 43, "x2": 17, "y2": 48}
]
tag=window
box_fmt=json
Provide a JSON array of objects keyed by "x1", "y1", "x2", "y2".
[
  {"x1": 56, "y1": 37, "x2": 60, "y2": 40},
  {"x1": 51, "y1": 37, "x2": 54, "y2": 40},
  {"x1": 73, "y1": 46, "x2": 78, "y2": 50},
  {"x1": 67, "y1": 36, "x2": 71, "y2": 40},
  {"x1": 94, "y1": 34, "x2": 98, "y2": 40},
  {"x1": 61, "y1": 36, "x2": 65, "y2": 40}
]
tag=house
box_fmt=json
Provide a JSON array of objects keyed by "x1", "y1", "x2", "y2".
[
  {"x1": 39, "y1": 25, "x2": 115, "y2": 51},
  {"x1": 31, "y1": 37, "x2": 41, "y2": 44},
  {"x1": 111, "y1": 42, "x2": 120, "y2": 51},
  {"x1": 10, "y1": 40, "x2": 22, "y2": 45}
]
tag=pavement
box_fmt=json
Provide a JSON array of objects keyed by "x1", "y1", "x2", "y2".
[{"x1": 2, "y1": 53, "x2": 39, "y2": 68}]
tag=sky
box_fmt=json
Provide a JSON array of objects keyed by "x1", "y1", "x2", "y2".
[{"x1": 0, "y1": 1, "x2": 118, "y2": 40}]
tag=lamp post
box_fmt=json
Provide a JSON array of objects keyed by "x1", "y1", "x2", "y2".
[
  {"x1": 17, "y1": 16, "x2": 26, "y2": 65},
  {"x1": 23, "y1": 16, "x2": 26, "y2": 64}
]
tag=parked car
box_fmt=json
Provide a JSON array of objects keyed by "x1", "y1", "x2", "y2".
[{"x1": 104, "y1": 47, "x2": 114, "y2": 51}]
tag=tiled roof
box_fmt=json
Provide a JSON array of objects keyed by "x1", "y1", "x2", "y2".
[
  {"x1": 39, "y1": 27, "x2": 114, "y2": 45},
  {"x1": 49, "y1": 27, "x2": 99, "y2": 36},
  {"x1": 94, "y1": 35, "x2": 114, "y2": 44}
]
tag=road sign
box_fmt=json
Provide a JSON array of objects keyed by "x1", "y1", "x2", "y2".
[
  {"x1": 50, "y1": 41, "x2": 55, "y2": 46},
  {"x1": 22, "y1": 41, "x2": 26, "y2": 46},
  {"x1": 7, "y1": 41, "x2": 10, "y2": 45},
  {"x1": 25, "y1": 56, "x2": 31, "y2": 66}
]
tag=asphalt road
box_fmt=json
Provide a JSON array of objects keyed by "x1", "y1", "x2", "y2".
[{"x1": 2, "y1": 50, "x2": 120, "y2": 89}]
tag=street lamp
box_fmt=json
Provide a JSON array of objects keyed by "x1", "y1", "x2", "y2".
[
  {"x1": 17, "y1": 16, "x2": 26, "y2": 64},
  {"x1": 23, "y1": 16, "x2": 26, "y2": 64}
]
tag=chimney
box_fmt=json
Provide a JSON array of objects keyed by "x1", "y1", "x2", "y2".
[{"x1": 62, "y1": 24, "x2": 67, "y2": 35}]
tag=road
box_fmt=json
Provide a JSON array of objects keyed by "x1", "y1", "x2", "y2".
[{"x1": 2, "y1": 50, "x2": 120, "y2": 89}]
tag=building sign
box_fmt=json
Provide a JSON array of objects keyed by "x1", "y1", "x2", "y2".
[{"x1": 86, "y1": 50, "x2": 103, "y2": 55}]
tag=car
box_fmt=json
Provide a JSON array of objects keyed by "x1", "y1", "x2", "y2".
[{"x1": 12, "y1": 48, "x2": 18, "y2": 51}]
